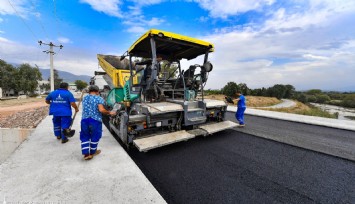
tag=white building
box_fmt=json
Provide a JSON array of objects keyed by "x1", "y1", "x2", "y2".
[
  {"x1": 36, "y1": 80, "x2": 50, "y2": 94},
  {"x1": 0, "y1": 88, "x2": 15, "y2": 97},
  {"x1": 69, "y1": 83, "x2": 77, "y2": 91}
]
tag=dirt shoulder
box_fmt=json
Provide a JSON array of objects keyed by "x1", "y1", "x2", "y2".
[
  {"x1": 0, "y1": 97, "x2": 44, "y2": 107},
  {"x1": 0, "y1": 98, "x2": 49, "y2": 128},
  {"x1": 204, "y1": 95, "x2": 281, "y2": 107}
]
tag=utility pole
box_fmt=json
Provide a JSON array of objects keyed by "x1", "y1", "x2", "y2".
[{"x1": 38, "y1": 41, "x2": 63, "y2": 91}]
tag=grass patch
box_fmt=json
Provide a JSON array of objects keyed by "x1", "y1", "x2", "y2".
[
  {"x1": 344, "y1": 116, "x2": 355, "y2": 120},
  {"x1": 245, "y1": 96, "x2": 281, "y2": 107}
]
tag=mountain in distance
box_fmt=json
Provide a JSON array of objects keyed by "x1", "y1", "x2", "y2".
[{"x1": 39, "y1": 68, "x2": 92, "y2": 83}]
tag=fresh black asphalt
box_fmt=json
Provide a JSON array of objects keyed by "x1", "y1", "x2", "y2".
[{"x1": 106, "y1": 113, "x2": 355, "y2": 204}]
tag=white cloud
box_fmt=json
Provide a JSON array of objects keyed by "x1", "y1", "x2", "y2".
[
  {"x1": 197, "y1": 1, "x2": 355, "y2": 90},
  {"x1": 80, "y1": 0, "x2": 123, "y2": 18},
  {"x1": 80, "y1": 0, "x2": 165, "y2": 31},
  {"x1": 194, "y1": 0, "x2": 275, "y2": 18},
  {"x1": 145, "y1": 17, "x2": 165, "y2": 26},
  {"x1": 57, "y1": 37, "x2": 72, "y2": 44},
  {"x1": 2, "y1": 0, "x2": 355, "y2": 91},
  {"x1": 53, "y1": 58, "x2": 98, "y2": 76},
  {"x1": 0, "y1": 36, "x2": 99, "y2": 77},
  {"x1": 0, "y1": 0, "x2": 31, "y2": 18},
  {"x1": 0, "y1": 37, "x2": 43, "y2": 64},
  {"x1": 0, "y1": 36, "x2": 12, "y2": 43},
  {"x1": 128, "y1": 0, "x2": 165, "y2": 6},
  {"x1": 126, "y1": 26, "x2": 146, "y2": 34},
  {"x1": 302, "y1": 54, "x2": 328, "y2": 60},
  {"x1": 198, "y1": 16, "x2": 209, "y2": 22}
]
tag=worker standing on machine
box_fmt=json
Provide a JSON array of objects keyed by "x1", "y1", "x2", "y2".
[
  {"x1": 235, "y1": 91, "x2": 246, "y2": 127},
  {"x1": 80, "y1": 85, "x2": 116, "y2": 160},
  {"x1": 46, "y1": 82, "x2": 79, "y2": 143}
]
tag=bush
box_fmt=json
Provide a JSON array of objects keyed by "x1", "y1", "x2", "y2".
[
  {"x1": 316, "y1": 94, "x2": 331, "y2": 103},
  {"x1": 205, "y1": 89, "x2": 222, "y2": 95},
  {"x1": 297, "y1": 94, "x2": 308, "y2": 103},
  {"x1": 306, "y1": 89, "x2": 322, "y2": 95},
  {"x1": 344, "y1": 116, "x2": 355, "y2": 120},
  {"x1": 306, "y1": 95, "x2": 317, "y2": 103},
  {"x1": 341, "y1": 94, "x2": 355, "y2": 108},
  {"x1": 305, "y1": 104, "x2": 337, "y2": 118}
]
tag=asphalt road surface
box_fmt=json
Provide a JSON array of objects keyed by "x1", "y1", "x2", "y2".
[{"x1": 105, "y1": 113, "x2": 355, "y2": 204}]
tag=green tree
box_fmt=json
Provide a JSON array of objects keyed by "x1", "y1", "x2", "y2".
[
  {"x1": 297, "y1": 93, "x2": 308, "y2": 103},
  {"x1": 75, "y1": 80, "x2": 88, "y2": 91},
  {"x1": 306, "y1": 89, "x2": 322, "y2": 95},
  {"x1": 238, "y1": 83, "x2": 250, "y2": 95},
  {"x1": 316, "y1": 94, "x2": 331, "y2": 103},
  {"x1": 0, "y1": 59, "x2": 17, "y2": 96},
  {"x1": 16, "y1": 63, "x2": 42, "y2": 94},
  {"x1": 306, "y1": 95, "x2": 317, "y2": 103},
  {"x1": 327, "y1": 92, "x2": 345, "y2": 100},
  {"x1": 249, "y1": 88, "x2": 259, "y2": 96},
  {"x1": 284, "y1": 84, "x2": 296, "y2": 99},
  {"x1": 341, "y1": 94, "x2": 355, "y2": 108},
  {"x1": 260, "y1": 87, "x2": 267, "y2": 96},
  {"x1": 205, "y1": 89, "x2": 222, "y2": 95},
  {"x1": 268, "y1": 84, "x2": 287, "y2": 99},
  {"x1": 222, "y1": 82, "x2": 239, "y2": 97}
]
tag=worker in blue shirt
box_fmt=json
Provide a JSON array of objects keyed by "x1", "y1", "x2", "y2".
[
  {"x1": 80, "y1": 85, "x2": 116, "y2": 160},
  {"x1": 46, "y1": 82, "x2": 79, "y2": 143},
  {"x1": 235, "y1": 91, "x2": 246, "y2": 127}
]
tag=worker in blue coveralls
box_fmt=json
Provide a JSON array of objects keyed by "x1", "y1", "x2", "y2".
[
  {"x1": 235, "y1": 91, "x2": 246, "y2": 127},
  {"x1": 80, "y1": 85, "x2": 116, "y2": 160},
  {"x1": 46, "y1": 82, "x2": 79, "y2": 143}
]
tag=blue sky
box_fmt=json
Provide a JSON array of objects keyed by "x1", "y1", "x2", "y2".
[{"x1": 1, "y1": 0, "x2": 355, "y2": 91}]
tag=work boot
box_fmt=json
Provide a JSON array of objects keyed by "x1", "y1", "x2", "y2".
[
  {"x1": 92, "y1": 150, "x2": 101, "y2": 157},
  {"x1": 238, "y1": 124, "x2": 245, "y2": 128},
  {"x1": 56, "y1": 136, "x2": 61, "y2": 140},
  {"x1": 84, "y1": 154, "x2": 93, "y2": 160},
  {"x1": 61, "y1": 138, "x2": 69, "y2": 144}
]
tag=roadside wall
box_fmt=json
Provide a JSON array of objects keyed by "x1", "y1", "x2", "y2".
[{"x1": 0, "y1": 128, "x2": 34, "y2": 163}]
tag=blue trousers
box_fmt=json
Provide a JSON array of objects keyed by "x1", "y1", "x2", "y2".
[
  {"x1": 52, "y1": 116, "x2": 72, "y2": 140},
  {"x1": 80, "y1": 118, "x2": 102, "y2": 155},
  {"x1": 235, "y1": 107, "x2": 246, "y2": 125}
]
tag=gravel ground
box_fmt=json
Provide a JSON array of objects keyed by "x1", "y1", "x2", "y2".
[{"x1": 0, "y1": 106, "x2": 49, "y2": 128}]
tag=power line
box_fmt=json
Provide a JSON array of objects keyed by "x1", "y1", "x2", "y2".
[
  {"x1": 52, "y1": 0, "x2": 61, "y2": 38},
  {"x1": 7, "y1": 0, "x2": 38, "y2": 40},
  {"x1": 28, "y1": 0, "x2": 49, "y2": 39}
]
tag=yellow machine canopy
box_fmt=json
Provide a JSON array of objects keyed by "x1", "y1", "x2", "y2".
[{"x1": 128, "y1": 29, "x2": 214, "y2": 60}]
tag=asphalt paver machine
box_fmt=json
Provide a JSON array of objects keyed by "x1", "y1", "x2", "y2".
[{"x1": 95, "y1": 29, "x2": 238, "y2": 152}]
